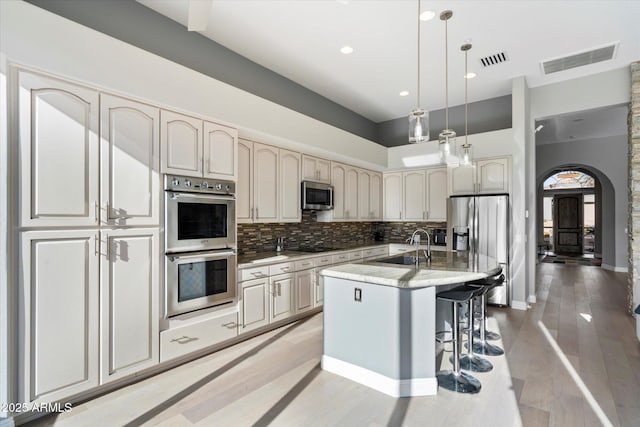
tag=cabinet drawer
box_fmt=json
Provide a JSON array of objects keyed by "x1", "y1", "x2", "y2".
[
  {"x1": 294, "y1": 259, "x2": 315, "y2": 271},
  {"x1": 332, "y1": 253, "x2": 350, "y2": 263},
  {"x1": 269, "y1": 262, "x2": 294, "y2": 275},
  {"x1": 160, "y1": 312, "x2": 238, "y2": 362},
  {"x1": 348, "y1": 250, "x2": 363, "y2": 261},
  {"x1": 363, "y1": 247, "x2": 388, "y2": 258},
  {"x1": 239, "y1": 265, "x2": 270, "y2": 282},
  {"x1": 314, "y1": 256, "x2": 333, "y2": 267}
]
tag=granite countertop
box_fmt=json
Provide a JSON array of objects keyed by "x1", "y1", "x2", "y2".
[
  {"x1": 237, "y1": 241, "x2": 408, "y2": 267},
  {"x1": 319, "y1": 251, "x2": 501, "y2": 289}
]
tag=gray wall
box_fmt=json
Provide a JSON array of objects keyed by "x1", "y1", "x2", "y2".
[{"x1": 536, "y1": 134, "x2": 628, "y2": 268}]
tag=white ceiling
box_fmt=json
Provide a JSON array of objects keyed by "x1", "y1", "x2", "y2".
[{"x1": 137, "y1": 0, "x2": 639, "y2": 125}]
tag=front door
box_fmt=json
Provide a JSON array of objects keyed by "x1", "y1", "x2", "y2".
[{"x1": 553, "y1": 193, "x2": 583, "y2": 254}]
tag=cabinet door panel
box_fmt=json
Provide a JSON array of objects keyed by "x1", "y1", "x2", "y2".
[
  {"x1": 345, "y1": 167, "x2": 359, "y2": 220},
  {"x1": 383, "y1": 173, "x2": 403, "y2": 221},
  {"x1": 101, "y1": 229, "x2": 159, "y2": 383},
  {"x1": 237, "y1": 139, "x2": 253, "y2": 223},
  {"x1": 358, "y1": 170, "x2": 371, "y2": 220},
  {"x1": 370, "y1": 172, "x2": 382, "y2": 220},
  {"x1": 253, "y1": 143, "x2": 279, "y2": 222},
  {"x1": 239, "y1": 278, "x2": 269, "y2": 334},
  {"x1": 403, "y1": 170, "x2": 426, "y2": 221},
  {"x1": 270, "y1": 275, "x2": 293, "y2": 322},
  {"x1": 449, "y1": 166, "x2": 476, "y2": 196},
  {"x1": 19, "y1": 71, "x2": 99, "y2": 227},
  {"x1": 100, "y1": 94, "x2": 159, "y2": 226},
  {"x1": 161, "y1": 110, "x2": 202, "y2": 175},
  {"x1": 317, "y1": 159, "x2": 331, "y2": 183},
  {"x1": 20, "y1": 231, "x2": 99, "y2": 403},
  {"x1": 204, "y1": 121, "x2": 237, "y2": 180},
  {"x1": 280, "y1": 149, "x2": 301, "y2": 222},
  {"x1": 314, "y1": 272, "x2": 324, "y2": 307},
  {"x1": 426, "y1": 168, "x2": 447, "y2": 221},
  {"x1": 478, "y1": 158, "x2": 509, "y2": 193},
  {"x1": 331, "y1": 163, "x2": 346, "y2": 220},
  {"x1": 295, "y1": 270, "x2": 314, "y2": 313}
]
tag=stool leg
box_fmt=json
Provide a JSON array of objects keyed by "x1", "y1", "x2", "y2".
[
  {"x1": 468, "y1": 293, "x2": 504, "y2": 356},
  {"x1": 437, "y1": 300, "x2": 481, "y2": 394},
  {"x1": 455, "y1": 296, "x2": 493, "y2": 372},
  {"x1": 473, "y1": 291, "x2": 501, "y2": 341}
]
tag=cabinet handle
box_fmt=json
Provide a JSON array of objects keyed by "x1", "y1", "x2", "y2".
[
  {"x1": 251, "y1": 208, "x2": 254, "y2": 220},
  {"x1": 425, "y1": 210, "x2": 429, "y2": 219},
  {"x1": 170, "y1": 335, "x2": 195, "y2": 344},
  {"x1": 399, "y1": 210, "x2": 402, "y2": 219},
  {"x1": 423, "y1": 211, "x2": 425, "y2": 220},
  {"x1": 94, "y1": 201, "x2": 99, "y2": 223},
  {"x1": 221, "y1": 322, "x2": 237, "y2": 328},
  {"x1": 94, "y1": 234, "x2": 99, "y2": 256},
  {"x1": 277, "y1": 283, "x2": 282, "y2": 296},
  {"x1": 256, "y1": 207, "x2": 259, "y2": 219}
]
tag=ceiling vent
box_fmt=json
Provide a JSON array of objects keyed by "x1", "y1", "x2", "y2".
[
  {"x1": 480, "y1": 52, "x2": 508, "y2": 67},
  {"x1": 541, "y1": 43, "x2": 618, "y2": 75}
]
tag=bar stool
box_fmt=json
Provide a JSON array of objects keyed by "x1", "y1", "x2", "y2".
[
  {"x1": 454, "y1": 284, "x2": 493, "y2": 373},
  {"x1": 436, "y1": 284, "x2": 482, "y2": 394},
  {"x1": 467, "y1": 274, "x2": 505, "y2": 357},
  {"x1": 472, "y1": 275, "x2": 502, "y2": 342}
]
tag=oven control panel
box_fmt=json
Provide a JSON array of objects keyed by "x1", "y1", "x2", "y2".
[{"x1": 165, "y1": 175, "x2": 235, "y2": 196}]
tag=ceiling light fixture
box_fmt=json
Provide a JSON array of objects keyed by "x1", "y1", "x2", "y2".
[
  {"x1": 464, "y1": 72, "x2": 476, "y2": 79},
  {"x1": 340, "y1": 46, "x2": 354, "y2": 54},
  {"x1": 458, "y1": 43, "x2": 473, "y2": 167},
  {"x1": 408, "y1": 0, "x2": 429, "y2": 144},
  {"x1": 438, "y1": 10, "x2": 455, "y2": 161},
  {"x1": 399, "y1": 91, "x2": 410, "y2": 97},
  {"x1": 420, "y1": 10, "x2": 436, "y2": 21}
]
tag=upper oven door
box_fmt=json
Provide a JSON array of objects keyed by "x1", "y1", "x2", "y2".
[{"x1": 165, "y1": 192, "x2": 236, "y2": 253}]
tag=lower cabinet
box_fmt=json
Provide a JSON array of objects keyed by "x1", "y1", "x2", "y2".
[
  {"x1": 270, "y1": 273, "x2": 294, "y2": 322},
  {"x1": 314, "y1": 271, "x2": 325, "y2": 307},
  {"x1": 294, "y1": 269, "x2": 314, "y2": 314},
  {"x1": 19, "y1": 228, "x2": 160, "y2": 402},
  {"x1": 238, "y1": 277, "x2": 270, "y2": 334},
  {"x1": 160, "y1": 311, "x2": 238, "y2": 362}
]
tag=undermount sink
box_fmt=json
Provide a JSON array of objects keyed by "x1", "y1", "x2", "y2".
[{"x1": 379, "y1": 255, "x2": 429, "y2": 265}]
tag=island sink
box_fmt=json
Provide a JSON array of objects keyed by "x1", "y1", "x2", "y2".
[{"x1": 378, "y1": 255, "x2": 429, "y2": 265}]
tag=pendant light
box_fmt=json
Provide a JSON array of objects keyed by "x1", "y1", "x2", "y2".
[
  {"x1": 458, "y1": 43, "x2": 473, "y2": 167},
  {"x1": 409, "y1": 0, "x2": 429, "y2": 143},
  {"x1": 438, "y1": 10, "x2": 455, "y2": 160}
]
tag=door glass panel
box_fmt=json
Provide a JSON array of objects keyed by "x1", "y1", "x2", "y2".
[
  {"x1": 306, "y1": 188, "x2": 330, "y2": 205},
  {"x1": 177, "y1": 202, "x2": 227, "y2": 240},
  {"x1": 178, "y1": 259, "x2": 228, "y2": 302}
]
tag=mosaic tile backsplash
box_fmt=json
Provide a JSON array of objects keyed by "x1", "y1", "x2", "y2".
[{"x1": 237, "y1": 210, "x2": 446, "y2": 254}]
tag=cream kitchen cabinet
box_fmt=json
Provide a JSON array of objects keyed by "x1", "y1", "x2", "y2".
[
  {"x1": 330, "y1": 162, "x2": 359, "y2": 221},
  {"x1": 294, "y1": 268, "x2": 315, "y2": 314},
  {"x1": 18, "y1": 70, "x2": 100, "y2": 228},
  {"x1": 403, "y1": 170, "x2": 427, "y2": 221},
  {"x1": 19, "y1": 230, "x2": 100, "y2": 404},
  {"x1": 358, "y1": 170, "x2": 382, "y2": 221},
  {"x1": 100, "y1": 94, "x2": 160, "y2": 227},
  {"x1": 449, "y1": 156, "x2": 510, "y2": 195},
  {"x1": 237, "y1": 139, "x2": 253, "y2": 222},
  {"x1": 100, "y1": 228, "x2": 159, "y2": 383},
  {"x1": 269, "y1": 273, "x2": 294, "y2": 322},
  {"x1": 302, "y1": 154, "x2": 331, "y2": 183},
  {"x1": 425, "y1": 167, "x2": 447, "y2": 221},
  {"x1": 161, "y1": 110, "x2": 237, "y2": 180},
  {"x1": 253, "y1": 142, "x2": 280, "y2": 222},
  {"x1": 238, "y1": 277, "x2": 270, "y2": 334},
  {"x1": 279, "y1": 149, "x2": 302, "y2": 222},
  {"x1": 383, "y1": 172, "x2": 403, "y2": 221}
]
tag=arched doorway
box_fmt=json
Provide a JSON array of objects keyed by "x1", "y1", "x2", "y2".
[{"x1": 537, "y1": 167, "x2": 603, "y2": 265}]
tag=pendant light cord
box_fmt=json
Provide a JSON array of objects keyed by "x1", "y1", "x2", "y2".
[
  {"x1": 465, "y1": 47, "x2": 468, "y2": 145},
  {"x1": 417, "y1": 0, "x2": 421, "y2": 110},
  {"x1": 444, "y1": 17, "x2": 449, "y2": 129}
]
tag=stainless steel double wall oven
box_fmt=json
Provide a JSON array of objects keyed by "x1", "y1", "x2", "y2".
[{"x1": 164, "y1": 175, "x2": 237, "y2": 317}]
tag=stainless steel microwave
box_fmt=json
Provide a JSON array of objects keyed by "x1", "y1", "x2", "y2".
[{"x1": 301, "y1": 181, "x2": 333, "y2": 210}]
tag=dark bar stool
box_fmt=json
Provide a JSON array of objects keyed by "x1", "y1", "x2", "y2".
[
  {"x1": 436, "y1": 284, "x2": 482, "y2": 394},
  {"x1": 467, "y1": 274, "x2": 505, "y2": 357},
  {"x1": 455, "y1": 284, "x2": 493, "y2": 373}
]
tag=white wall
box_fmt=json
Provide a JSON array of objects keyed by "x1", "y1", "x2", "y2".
[{"x1": 0, "y1": 1, "x2": 387, "y2": 170}]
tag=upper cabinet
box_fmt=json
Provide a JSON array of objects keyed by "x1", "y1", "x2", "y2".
[
  {"x1": 100, "y1": 94, "x2": 160, "y2": 227},
  {"x1": 448, "y1": 157, "x2": 511, "y2": 196},
  {"x1": 302, "y1": 154, "x2": 331, "y2": 183},
  {"x1": 253, "y1": 142, "x2": 279, "y2": 222},
  {"x1": 237, "y1": 139, "x2": 254, "y2": 223},
  {"x1": 279, "y1": 149, "x2": 302, "y2": 222},
  {"x1": 357, "y1": 169, "x2": 382, "y2": 221},
  {"x1": 18, "y1": 70, "x2": 100, "y2": 228},
  {"x1": 161, "y1": 110, "x2": 237, "y2": 180},
  {"x1": 383, "y1": 167, "x2": 447, "y2": 222},
  {"x1": 330, "y1": 162, "x2": 360, "y2": 221}
]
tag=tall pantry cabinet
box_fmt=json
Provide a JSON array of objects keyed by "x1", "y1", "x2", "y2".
[{"x1": 16, "y1": 69, "x2": 160, "y2": 404}]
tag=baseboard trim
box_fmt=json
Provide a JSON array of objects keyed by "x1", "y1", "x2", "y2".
[
  {"x1": 511, "y1": 300, "x2": 528, "y2": 311},
  {"x1": 321, "y1": 355, "x2": 437, "y2": 397},
  {"x1": 527, "y1": 295, "x2": 537, "y2": 304},
  {"x1": 601, "y1": 264, "x2": 628, "y2": 273}
]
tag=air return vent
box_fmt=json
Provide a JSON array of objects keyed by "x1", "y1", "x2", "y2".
[
  {"x1": 541, "y1": 43, "x2": 618, "y2": 75},
  {"x1": 480, "y1": 52, "x2": 508, "y2": 67}
]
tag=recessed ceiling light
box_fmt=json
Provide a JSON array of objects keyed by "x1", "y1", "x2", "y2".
[
  {"x1": 464, "y1": 72, "x2": 477, "y2": 79},
  {"x1": 420, "y1": 10, "x2": 436, "y2": 21},
  {"x1": 340, "y1": 46, "x2": 354, "y2": 54},
  {"x1": 399, "y1": 91, "x2": 410, "y2": 97}
]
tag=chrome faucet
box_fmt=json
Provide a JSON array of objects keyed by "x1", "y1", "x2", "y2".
[
  {"x1": 276, "y1": 237, "x2": 284, "y2": 252},
  {"x1": 408, "y1": 228, "x2": 432, "y2": 263}
]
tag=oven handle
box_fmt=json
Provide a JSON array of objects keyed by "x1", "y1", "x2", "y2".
[
  {"x1": 167, "y1": 250, "x2": 236, "y2": 262},
  {"x1": 168, "y1": 191, "x2": 235, "y2": 201}
]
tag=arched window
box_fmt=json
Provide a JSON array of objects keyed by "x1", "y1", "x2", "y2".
[{"x1": 543, "y1": 171, "x2": 594, "y2": 190}]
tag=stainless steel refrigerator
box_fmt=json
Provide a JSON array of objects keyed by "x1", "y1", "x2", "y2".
[{"x1": 447, "y1": 194, "x2": 510, "y2": 306}]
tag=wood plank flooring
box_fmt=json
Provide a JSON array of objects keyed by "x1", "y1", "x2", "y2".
[{"x1": 26, "y1": 263, "x2": 639, "y2": 427}]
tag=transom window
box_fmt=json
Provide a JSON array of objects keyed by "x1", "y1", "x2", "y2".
[{"x1": 543, "y1": 171, "x2": 594, "y2": 190}]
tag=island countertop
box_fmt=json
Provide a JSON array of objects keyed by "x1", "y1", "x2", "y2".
[{"x1": 319, "y1": 250, "x2": 501, "y2": 288}]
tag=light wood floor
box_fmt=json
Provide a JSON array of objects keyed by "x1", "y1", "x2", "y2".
[{"x1": 26, "y1": 263, "x2": 639, "y2": 427}]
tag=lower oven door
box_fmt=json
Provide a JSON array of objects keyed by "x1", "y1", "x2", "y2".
[{"x1": 165, "y1": 250, "x2": 237, "y2": 318}]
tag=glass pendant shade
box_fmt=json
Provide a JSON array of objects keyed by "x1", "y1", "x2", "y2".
[
  {"x1": 409, "y1": 109, "x2": 429, "y2": 143},
  {"x1": 458, "y1": 143, "x2": 473, "y2": 167},
  {"x1": 438, "y1": 128, "x2": 456, "y2": 160}
]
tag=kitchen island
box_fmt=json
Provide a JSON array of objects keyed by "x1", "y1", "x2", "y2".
[{"x1": 319, "y1": 250, "x2": 501, "y2": 397}]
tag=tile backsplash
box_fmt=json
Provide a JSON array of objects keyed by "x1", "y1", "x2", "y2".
[{"x1": 237, "y1": 210, "x2": 445, "y2": 254}]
